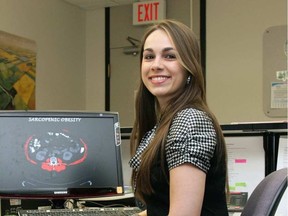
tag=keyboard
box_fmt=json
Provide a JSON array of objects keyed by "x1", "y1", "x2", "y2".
[{"x1": 17, "y1": 207, "x2": 142, "y2": 216}]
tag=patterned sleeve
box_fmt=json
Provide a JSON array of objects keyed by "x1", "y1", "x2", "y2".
[{"x1": 165, "y1": 108, "x2": 217, "y2": 173}]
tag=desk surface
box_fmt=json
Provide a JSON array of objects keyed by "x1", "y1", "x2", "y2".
[{"x1": 80, "y1": 192, "x2": 134, "y2": 201}]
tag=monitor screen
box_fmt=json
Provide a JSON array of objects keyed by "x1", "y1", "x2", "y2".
[{"x1": 0, "y1": 111, "x2": 123, "y2": 199}]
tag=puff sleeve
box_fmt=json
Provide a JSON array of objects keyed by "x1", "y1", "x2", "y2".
[{"x1": 165, "y1": 108, "x2": 217, "y2": 173}]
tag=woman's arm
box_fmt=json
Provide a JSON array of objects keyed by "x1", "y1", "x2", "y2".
[{"x1": 169, "y1": 163, "x2": 206, "y2": 216}]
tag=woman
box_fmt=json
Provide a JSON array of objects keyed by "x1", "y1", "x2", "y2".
[{"x1": 129, "y1": 19, "x2": 229, "y2": 216}]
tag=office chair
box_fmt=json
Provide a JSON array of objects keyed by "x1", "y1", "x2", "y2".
[{"x1": 240, "y1": 167, "x2": 288, "y2": 216}]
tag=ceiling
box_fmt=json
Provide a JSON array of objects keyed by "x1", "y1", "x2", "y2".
[{"x1": 63, "y1": 0, "x2": 137, "y2": 10}]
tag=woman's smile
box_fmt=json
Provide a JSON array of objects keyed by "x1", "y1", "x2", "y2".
[
  {"x1": 141, "y1": 29, "x2": 187, "y2": 107},
  {"x1": 149, "y1": 75, "x2": 171, "y2": 84}
]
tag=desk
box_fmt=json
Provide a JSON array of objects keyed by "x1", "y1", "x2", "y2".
[
  {"x1": 81, "y1": 192, "x2": 134, "y2": 201},
  {"x1": 78, "y1": 192, "x2": 137, "y2": 209}
]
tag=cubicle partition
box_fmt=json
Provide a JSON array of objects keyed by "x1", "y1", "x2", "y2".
[
  {"x1": 220, "y1": 122, "x2": 287, "y2": 175},
  {"x1": 121, "y1": 121, "x2": 288, "y2": 208},
  {"x1": 219, "y1": 122, "x2": 287, "y2": 214},
  {"x1": 121, "y1": 121, "x2": 287, "y2": 176}
]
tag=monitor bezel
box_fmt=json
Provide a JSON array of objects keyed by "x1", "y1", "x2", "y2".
[{"x1": 0, "y1": 110, "x2": 124, "y2": 199}]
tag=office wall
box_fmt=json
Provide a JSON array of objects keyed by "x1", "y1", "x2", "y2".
[
  {"x1": 108, "y1": 0, "x2": 287, "y2": 126},
  {"x1": 206, "y1": 0, "x2": 287, "y2": 123},
  {"x1": 109, "y1": 0, "x2": 194, "y2": 126},
  {"x1": 85, "y1": 9, "x2": 106, "y2": 111},
  {"x1": 108, "y1": 0, "x2": 195, "y2": 186},
  {"x1": 1, "y1": 0, "x2": 286, "y2": 124},
  {"x1": 0, "y1": 0, "x2": 86, "y2": 110}
]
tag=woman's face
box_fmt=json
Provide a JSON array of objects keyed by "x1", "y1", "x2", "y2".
[{"x1": 141, "y1": 29, "x2": 187, "y2": 108}]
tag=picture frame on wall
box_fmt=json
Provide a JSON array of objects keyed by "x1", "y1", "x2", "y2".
[{"x1": 0, "y1": 30, "x2": 36, "y2": 110}]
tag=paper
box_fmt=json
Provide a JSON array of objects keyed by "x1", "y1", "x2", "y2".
[
  {"x1": 226, "y1": 136, "x2": 265, "y2": 197},
  {"x1": 271, "y1": 82, "x2": 288, "y2": 109},
  {"x1": 277, "y1": 136, "x2": 288, "y2": 170}
]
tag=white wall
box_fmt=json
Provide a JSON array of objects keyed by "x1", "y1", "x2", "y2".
[
  {"x1": 0, "y1": 0, "x2": 86, "y2": 110},
  {"x1": 206, "y1": 0, "x2": 287, "y2": 124},
  {"x1": 85, "y1": 9, "x2": 106, "y2": 111},
  {"x1": 1, "y1": 0, "x2": 286, "y2": 124},
  {"x1": 109, "y1": 0, "x2": 192, "y2": 126}
]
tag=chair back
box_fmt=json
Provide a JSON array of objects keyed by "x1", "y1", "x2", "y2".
[{"x1": 240, "y1": 167, "x2": 287, "y2": 216}]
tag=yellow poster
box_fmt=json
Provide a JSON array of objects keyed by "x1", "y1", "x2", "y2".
[{"x1": 0, "y1": 30, "x2": 36, "y2": 110}]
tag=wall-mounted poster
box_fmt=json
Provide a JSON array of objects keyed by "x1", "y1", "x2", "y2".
[{"x1": 0, "y1": 30, "x2": 36, "y2": 110}]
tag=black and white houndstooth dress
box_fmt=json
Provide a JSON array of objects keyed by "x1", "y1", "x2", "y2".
[{"x1": 129, "y1": 108, "x2": 228, "y2": 216}]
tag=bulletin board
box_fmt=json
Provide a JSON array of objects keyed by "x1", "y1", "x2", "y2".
[{"x1": 263, "y1": 25, "x2": 287, "y2": 117}]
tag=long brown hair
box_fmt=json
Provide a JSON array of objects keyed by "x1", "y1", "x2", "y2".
[{"x1": 130, "y1": 19, "x2": 228, "y2": 203}]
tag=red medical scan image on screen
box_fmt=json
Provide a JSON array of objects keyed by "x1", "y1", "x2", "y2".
[{"x1": 24, "y1": 130, "x2": 88, "y2": 173}]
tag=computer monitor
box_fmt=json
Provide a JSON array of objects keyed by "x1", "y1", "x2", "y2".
[{"x1": 0, "y1": 111, "x2": 123, "y2": 199}]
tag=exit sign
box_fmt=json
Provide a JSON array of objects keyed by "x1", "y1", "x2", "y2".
[{"x1": 133, "y1": 0, "x2": 166, "y2": 25}]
